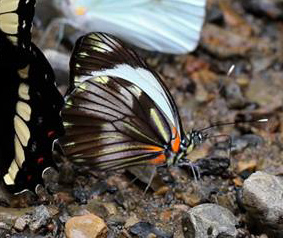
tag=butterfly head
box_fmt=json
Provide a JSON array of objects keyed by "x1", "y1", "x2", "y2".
[{"x1": 185, "y1": 130, "x2": 207, "y2": 154}]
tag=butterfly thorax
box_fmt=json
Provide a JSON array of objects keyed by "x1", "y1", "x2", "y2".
[{"x1": 167, "y1": 130, "x2": 205, "y2": 166}]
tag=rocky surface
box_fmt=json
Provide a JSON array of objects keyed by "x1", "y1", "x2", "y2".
[
  {"x1": 241, "y1": 171, "x2": 283, "y2": 238},
  {"x1": 1, "y1": 0, "x2": 283, "y2": 237}
]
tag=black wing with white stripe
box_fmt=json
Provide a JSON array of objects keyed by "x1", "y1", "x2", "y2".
[{"x1": 60, "y1": 33, "x2": 184, "y2": 170}]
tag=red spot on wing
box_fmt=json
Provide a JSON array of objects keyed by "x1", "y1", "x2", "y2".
[
  {"x1": 37, "y1": 157, "x2": 44, "y2": 164},
  {"x1": 171, "y1": 127, "x2": 180, "y2": 153},
  {"x1": 27, "y1": 175, "x2": 32, "y2": 181},
  {"x1": 47, "y1": 130, "x2": 55, "y2": 137}
]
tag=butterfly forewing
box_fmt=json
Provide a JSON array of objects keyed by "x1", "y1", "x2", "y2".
[
  {"x1": 70, "y1": 33, "x2": 183, "y2": 137},
  {"x1": 0, "y1": 0, "x2": 35, "y2": 49}
]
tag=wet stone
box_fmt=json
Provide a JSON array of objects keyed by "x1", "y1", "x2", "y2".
[
  {"x1": 90, "y1": 181, "x2": 108, "y2": 196},
  {"x1": 182, "y1": 204, "x2": 238, "y2": 238},
  {"x1": 72, "y1": 186, "x2": 90, "y2": 205},
  {"x1": 192, "y1": 157, "x2": 230, "y2": 176},
  {"x1": 243, "y1": 0, "x2": 283, "y2": 20},
  {"x1": 231, "y1": 134, "x2": 264, "y2": 153},
  {"x1": 241, "y1": 171, "x2": 283, "y2": 237},
  {"x1": 129, "y1": 222, "x2": 172, "y2": 238},
  {"x1": 65, "y1": 214, "x2": 107, "y2": 238}
]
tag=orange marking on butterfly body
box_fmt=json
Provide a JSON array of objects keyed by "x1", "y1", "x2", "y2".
[
  {"x1": 171, "y1": 127, "x2": 180, "y2": 153},
  {"x1": 149, "y1": 154, "x2": 166, "y2": 165}
]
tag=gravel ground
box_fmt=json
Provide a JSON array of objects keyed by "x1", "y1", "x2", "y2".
[{"x1": 1, "y1": 0, "x2": 283, "y2": 237}]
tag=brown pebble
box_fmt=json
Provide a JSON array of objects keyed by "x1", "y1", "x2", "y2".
[
  {"x1": 181, "y1": 192, "x2": 202, "y2": 207},
  {"x1": 147, "y1": 233, "x2": 157, "y2": 238},
  {"x1": 233, "y1": 177, "x2": 243, "y2": 187},
  {"x1": 153, "y1": 186, "x2": 170, "y2": 196},
  {"x1": 65, "y1": 214, "x2": 107, "y2": 238},
  {"x1": 237, "y1": 160, "x2": 257, "y2": 173}
]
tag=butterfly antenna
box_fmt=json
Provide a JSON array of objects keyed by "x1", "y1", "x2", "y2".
[{"x1": 198, "y1": 118, "x2": 268, "y2": 133}]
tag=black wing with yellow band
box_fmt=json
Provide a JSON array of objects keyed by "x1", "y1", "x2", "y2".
[
  {"x1": 0, "y1": 0, "x2": 64, "y2": 194},
  {"x1": 0, "y1": 0, "x2": 35, "y2": 49}
]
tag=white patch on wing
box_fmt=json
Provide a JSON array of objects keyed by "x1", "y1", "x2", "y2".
[{"x1": 86, "y1": 64, "x2": 177, "y2": 129}]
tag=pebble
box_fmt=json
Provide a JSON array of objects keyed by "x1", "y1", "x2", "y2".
[
  {"x1": 182, "y1": 203, "x2": 238, "y2": 238},
  {"x1": 241, "y1": 171, "x2": 283, "y2": 237},
  {"x1": 65, "y1": 214, "x2": 107, "y2": 238},
  {"x1": 129, "y1": 222, "x2": 172, "y2": 238},
  {"x1": 29, "y1": 205, "x2": 52, "y2": 232}
]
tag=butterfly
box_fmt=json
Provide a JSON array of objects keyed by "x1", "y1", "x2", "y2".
[
  {"x1": 52, "y1": 0, "x2": 207, "y2": 54},
  {"x1": 0, "y1": 0, "x2": 64, "y2": 194},
  {"x1": 59, "y1": 32, "x2": 205, "y2": 171}
]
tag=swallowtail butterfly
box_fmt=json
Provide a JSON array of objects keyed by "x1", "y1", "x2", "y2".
[
  {"x1": 52, "y1": 0, "x2": 207, "y2": 54},
  {"x1": 59, "y1": 32, "x2": 205, "y2": 171},
  {"x1": 0, "y1": 0, "x2": 64, "y2": 194}
]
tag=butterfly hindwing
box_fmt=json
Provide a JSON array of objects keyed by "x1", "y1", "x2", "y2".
[
  {"x1": 61, "y1": 74, "x2": 175, "y2": 170},
  {"x1": 1, "y1": 31, "x2": 64, "y2": 193},
  {"x1": 0, "y1": 0, "x2": 64, "y2": 193}
]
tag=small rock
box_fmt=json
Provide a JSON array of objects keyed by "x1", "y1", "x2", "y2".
[
  {"x1": 237, "y1": 160, "x2": 257, "y2": 174},
  {"x1": 154, "y1": 186, "x2": 170, "y2": 196},
  {"x1": 125, "y1": 215, "x2": 140, "y2": 228},
  {"x1": 180, "y1": 192, "x2": 202, "y2": 207},
  {"x1": 224, "y1": 82, "x2": 246, "y2": 109},
  {"x1": 129, "y1": 222, "x2": 172, "y2": 238},
  {"x1": 233, "y1": 177, "x2": 243, "y2": 187},
  {"x1": 193, "y1": 157, "x2": 230, "y2": 176},
  {"x1": 14, "y1": 215, "x2": 30, "y2": 231},
  {"x1": 182, "y1": 204, "x2": 238, "y2": 238},
  {"x1": 29, "y1": 205, "x2": 52, "y2": 232},
  {"x1": 65, "y1": 214, "x2": 107, "y2": 238},
  {"x1": 243, "y1": 0, "x2": 283, "y2": 20},
  {"x1": 241, "y1": 171, "x2": 283, "y2": 237}
]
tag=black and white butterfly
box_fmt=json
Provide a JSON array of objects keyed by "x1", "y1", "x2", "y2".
[
  {"x1": 59, "y1": 32, "x2": 205, "y2": 171},
  {"x1": 0, "y1": 0, "x2": 64, "y2": 194}
]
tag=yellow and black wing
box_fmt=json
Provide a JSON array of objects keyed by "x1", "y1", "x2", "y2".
[{"x1": 0, "y1": 0, "x2": 64, "y2": 193}]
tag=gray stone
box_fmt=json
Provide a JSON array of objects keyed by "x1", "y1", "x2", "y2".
[
  {"x1": 182, "y1": 204, "x2": 238, "y2": 238},
  {"x1": 241, "y1": 171, "x2": 283, "y2": 237},
  {"x1": 29, "y1": 205, "x2": 51, "y2": 232}
]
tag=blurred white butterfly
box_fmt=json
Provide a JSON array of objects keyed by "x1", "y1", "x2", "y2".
[{"x1": 52, "y1": 0, "x2": 206, "y2": 54}]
